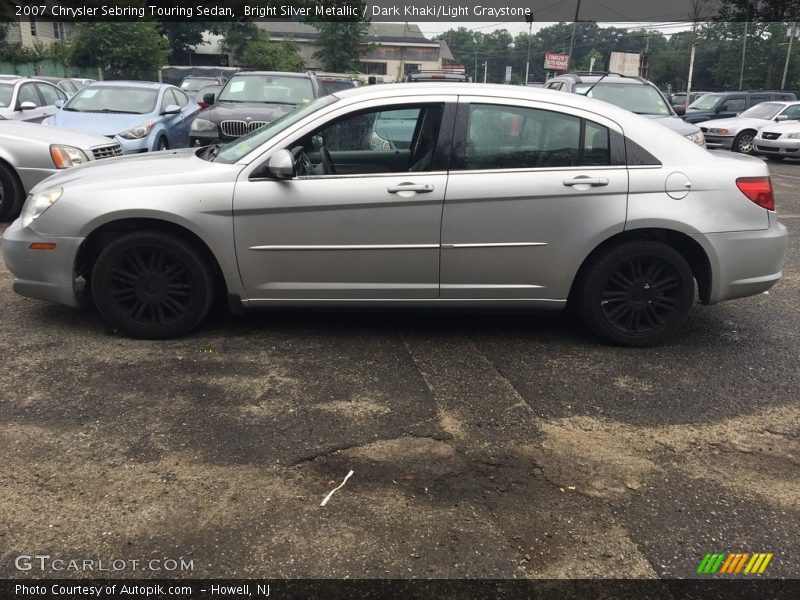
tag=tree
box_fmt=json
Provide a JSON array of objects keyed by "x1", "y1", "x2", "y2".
[
  {"x1": 159, "y1": 22, "x2": 208, "y2": 64},
  {"x1": 311, "y1": 21, "x2": 372, "y2": 72},
  {"x1": 239, "y1": 34, "x2": 304, "y2": 71},
  {"x1": 69, "y1": 22, "x2": 170, "y2": 80},
  {"x1": 220, "y1": 21, "x2": 261, "y2": 65}
]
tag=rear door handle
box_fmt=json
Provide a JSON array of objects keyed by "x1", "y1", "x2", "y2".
[
  {"x1": 387, "y1": 183, "x2": 434, "y2": 194},
  {"x1": 563, "y1": 177, "x2": 609, "y2": 187}
]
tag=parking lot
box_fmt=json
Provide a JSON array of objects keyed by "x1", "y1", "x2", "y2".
[{"x1": 0, "y1": 160, "x2": 797, "y2": 580}]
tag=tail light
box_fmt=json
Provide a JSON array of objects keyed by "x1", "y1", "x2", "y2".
[{"x1": 736, "y1": 177, "x2": 774, "y2": 211}]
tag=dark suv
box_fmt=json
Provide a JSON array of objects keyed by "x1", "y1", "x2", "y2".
[
  {"x1": 189, "y1": 71, "x2": 324, "y2": 146},
  {"x1": 544, "y1": 73, "x2": 706, "y2": 146},
  {"x1": 682, "y1": 91, "x2": 797, "y2": 124}
]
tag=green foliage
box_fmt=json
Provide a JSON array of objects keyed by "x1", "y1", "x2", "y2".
[
  {"x1": 239, "y1": 34, "x2": 304, "y2": 72},
  {"x1": 69, "y1": 22, "x2": 170, "y2": 80},
  {"x1": 0, "y1": 39, "x2": 71, "y2": 63},
  {"x1": 311, "y1": 21, "x2": 373, "y2": 72},
  {"x1": 159, "y1": 22, "x2": 208, "y2": 63},
  {"x1": 220, "y1": 21, "x2": 261, "y2": 64}
]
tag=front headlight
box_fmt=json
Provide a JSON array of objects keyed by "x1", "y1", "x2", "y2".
[
  {"x1": 50, "y1": 144, "x2": 88, "y2": 169},
  {"x1": 20, "y1": 187, "x2": 63, "y2": 228},
  {"x1": 191, "y1": 118, "x2": 217, "y2": 132},
  {"x1": 118, "y1": 121, "x2": 155, "y2": 139},
  {"x1": 685, "y1": 131, "x2": 706, "y2": 146},
  {"x1": 785, "y1": 132, "x2": 800, "y2": 139},
  {"x1": 708, "y1": 128, "x2": 730, "y2": 135}
]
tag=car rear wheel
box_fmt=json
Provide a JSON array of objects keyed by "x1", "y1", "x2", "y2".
[
  {"x1": 91, "y1": 232, "x2": 213, "y2": 339},
  {"x1": 733, "y1": 131, "x2": 755, "y2": 154},
  {"x1": 577, "y1": 241, "x2": 694, "y2": 346},
  {"x1": 0, "y1": 162, "x2": 25, "y2": 222}
]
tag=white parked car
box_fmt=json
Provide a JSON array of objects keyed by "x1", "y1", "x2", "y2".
[
  {"x1": 754, "y1": 118, "x2": 800, "y2": 160},
  {"x1": 700, "y1": 101, "x2": 800, "y2": 154}
]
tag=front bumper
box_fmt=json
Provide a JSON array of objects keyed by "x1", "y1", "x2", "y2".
[
  {"x1": 2, "y1": 218, "x2": 84, "y2": 308},
  {"x1": 698, "y1": 214, "x2": 788, "y2": 304},
  {"x1": 703, "y1": 134, "x2": 735, "y2": 150},
  {"x1": 754, "y1": 137, "x2": 800, "y2": 156},
  {"x1": 190, "y1": 131, "x2": 221, "y2": 147}
]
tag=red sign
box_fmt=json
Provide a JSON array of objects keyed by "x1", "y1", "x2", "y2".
[{"x1": 544, "y1": 52, "x2": 570, "y2": 72}]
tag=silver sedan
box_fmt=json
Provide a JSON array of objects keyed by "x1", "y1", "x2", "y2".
[
  {"x1": 2, "y1": 84, "x2": 788, "y2": 346},
  {"x1": 0, "y1": 121, "x2": 122, "y2": 221}
]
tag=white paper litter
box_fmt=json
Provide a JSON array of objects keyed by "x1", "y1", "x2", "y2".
[{"x1": 320, "y1": 470, "x2": 354, "y2": 506}]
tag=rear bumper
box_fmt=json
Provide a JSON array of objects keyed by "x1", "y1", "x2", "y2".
[
  {"x1": 1, "y1": 218, "x2": 83, "y2": 308},
  {"x1": 698, "y1": 215, "x2": 788, "y2": 304}
]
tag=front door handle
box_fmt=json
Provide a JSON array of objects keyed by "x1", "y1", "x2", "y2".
[
  {"x1": 563, "y1": 176, "x2": 609, "y2": 187},
  {"x1": 387, "y1": 183, "x2": 434, "y2": 194}
]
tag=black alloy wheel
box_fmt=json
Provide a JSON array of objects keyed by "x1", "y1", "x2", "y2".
[
  {"x1": 91, "y1": 232, "x2": 213, "y2": 339},
  {"x1": 578, "y1": 241, "x2": 695, "y2": 346}
]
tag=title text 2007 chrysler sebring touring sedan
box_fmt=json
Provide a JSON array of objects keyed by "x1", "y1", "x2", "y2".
[{"x1": 2, "y1": 84, "x2": 788, "y2": 346}]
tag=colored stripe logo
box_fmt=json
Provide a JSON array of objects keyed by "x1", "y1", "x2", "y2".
[{"x1": 696, "y1": 552, "x2": 773, "y2": 575}]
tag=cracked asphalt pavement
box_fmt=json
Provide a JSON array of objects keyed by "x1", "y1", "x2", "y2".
[{"x1": 0, "y1": 161, "x2": 797, "y2": 580}]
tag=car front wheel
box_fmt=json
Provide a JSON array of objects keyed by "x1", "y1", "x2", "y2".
[
  {"x1": 733, "y1": 131, "x2": 755, "y2": 154},
  {"x1": 0, "y1": 162, "x2": 25, "y2": 222},
  {"x1": 91, "y1": 232, "x2": 213, "y2": 339},
  {"x1": 577, "y1": 241, "x2": 694, "y2": 346}
]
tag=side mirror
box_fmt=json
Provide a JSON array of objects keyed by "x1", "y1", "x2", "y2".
[
  {"x1": 673, "y1": 105, "x2": 686, "y2": 116},
  {"x1": 266, "y1": 149, "x2": 295, "y2": 179},
  {"x1": 162, "y1": 104, "x2": 181, "y2": 115},
  {"x1": 775, "y1": 114, "x2": 789, "y2": 122},
  {"x1": 54, "y1": 99, "x2": 65, "y2": 109},
  {"x1": 202, "y1": 92, "x2": 216, "y2": 105},
  {"x1": 19, "y1": 101, "x2": 37, "y2": 111}
]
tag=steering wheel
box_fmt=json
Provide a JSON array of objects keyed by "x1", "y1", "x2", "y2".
[
  {"x1": 320, "y1": 146, "x2": 336, "y2": 175},
  {"x1": 291, "y1": 145, "x2": 313, "y2": 176}
]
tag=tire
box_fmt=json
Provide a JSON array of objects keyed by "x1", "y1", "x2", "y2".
[
  {"x1": 732, "y1": 131, "x2": 756, "y2": 154},
  {"x1": 156, "y1": 137, "x2": 169, "y2": 151},
  {"x1": 91, "y1": 232, "x2": 213, "y2": 339},
  {"x1": 577, "y1": 241, "x2": 695, "y2": 347},
  {"x1": 0, "y1": 162, "x2": 25, "y2": 222}
]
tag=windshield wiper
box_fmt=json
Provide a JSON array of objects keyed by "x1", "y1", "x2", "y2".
[{"x1": 96, "y1": 109, "x2": 140, "y2": 114}]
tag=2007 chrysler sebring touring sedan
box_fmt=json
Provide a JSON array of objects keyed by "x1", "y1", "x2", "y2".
[{"x1": 2, "y1": 84, "x2": 788, "y2": 346}]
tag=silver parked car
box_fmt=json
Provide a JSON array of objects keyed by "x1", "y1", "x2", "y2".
[
  {"x1": 699, "y1": 101, "x2": 800, "y2": 154},
  {"x1": 0, "y1": 75, "x2": 68, "y2": 122},
  {"x1": 2, "y1": 84, "x2": 788, "y2": 345},
  {"x1": 0, "y1": 121, "x2": 122, "y2": 221},
  {"x1": 754, "y1": 118, "x2": 800, "y2": 160}
]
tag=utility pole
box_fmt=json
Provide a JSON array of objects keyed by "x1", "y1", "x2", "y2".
[
  {"x1": 568, "y1": 0, "x2": 582, "y2": 68},
  {"x1": 524, "y1": 12, "x2": 534, "y2": 85},
  {"x1": 685, "y1": 0, "x2": 704, "y2": 109},
  {"x1": 483, "y1": 61, "x2": 488, "y2": 83},
  {"x1": 474, "y1": 37, "x2": 478, "y2": 83},
  {"x1": 739, "y1": 0, "x2": 750, "y2": 90},
  {"x1": 782, "y1": 22, "x2": 797, "y2": 89}
]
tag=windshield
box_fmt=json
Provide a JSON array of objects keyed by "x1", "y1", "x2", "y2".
[
  {"x1": 320, "y1": 80, "x2": 357, "y2": 94},
  {"x1": 739, "y1": 102, "x2": 782, "y2": 120},
  {"x1": 573, "y1": 82, "x2": 671, "y2": 116},
  {"x1": 218, "y1": 75, "x2": 315, "y2": 105},
  {"x1": 65, "y1": 86, "x2": 159, "y2": 114},
  {"x1": 0, "y1": 83, "x2": 12, "y2": 108},
  {"x1": 214, "y1": 95, "x2": 339, "y2": 163},
  {"x1": 180, "y1": 77, "x2": 214, "y2": 92},
  {"x1": 689, "y1": 94, "x2": 722, "y2": 110}
]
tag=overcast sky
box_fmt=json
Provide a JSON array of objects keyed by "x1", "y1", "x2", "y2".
[{"x1": 414, "y1": 21, "x2": 692, "y2": 40}]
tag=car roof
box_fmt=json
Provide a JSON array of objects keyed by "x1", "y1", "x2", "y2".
[
  {"x1": 86, "y1": 80, "x2": 167, "y2": 89},
  {"x1": 555, "y1": 74, "x2": 650, "y2": 85},
  {"x1": 231, "y1": 71, "x2": 315, "y2": 79},
  {"x1": 332, "y1": 82, "x2": 657, "y2": 119}
]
